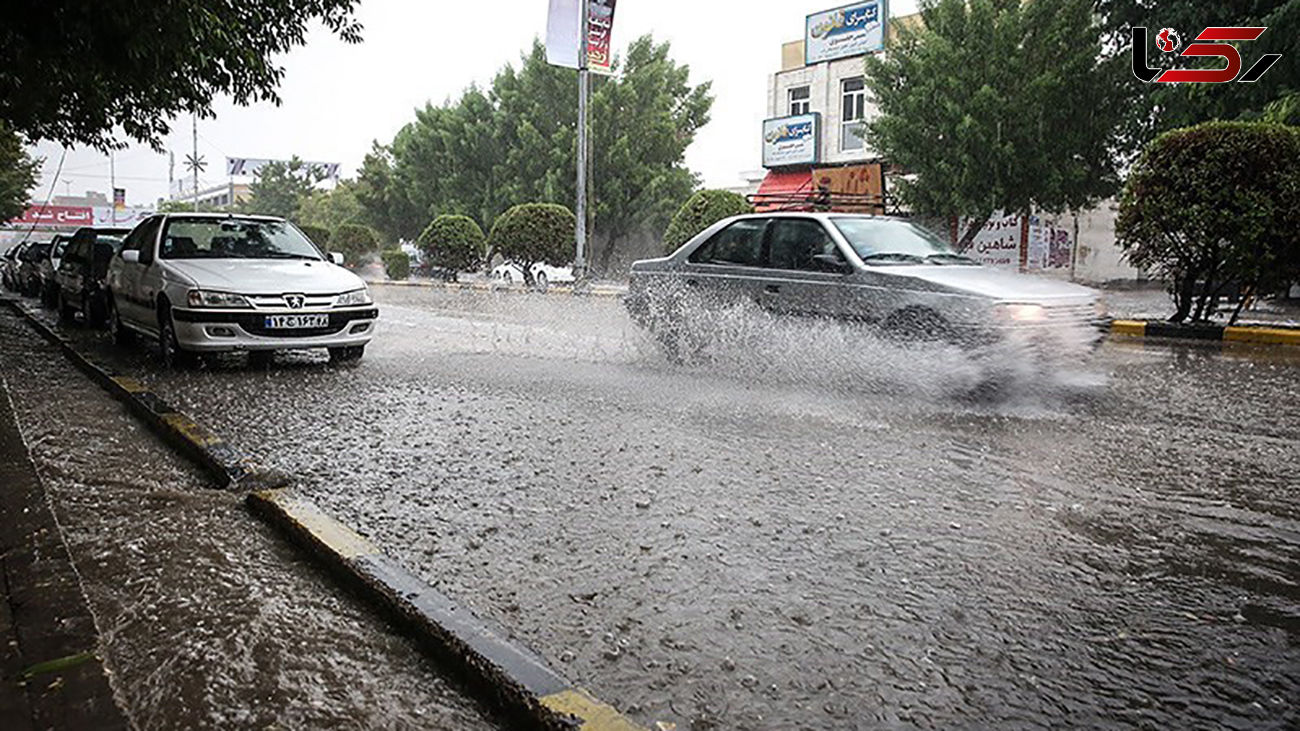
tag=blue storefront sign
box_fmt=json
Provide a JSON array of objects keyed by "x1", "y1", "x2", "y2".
[
  {"x1": 763, "y1": 113, "x2": 821, "y2": 168},
  {"x1": 806, "y1": 1, "x2": 886, "y2": 64}
]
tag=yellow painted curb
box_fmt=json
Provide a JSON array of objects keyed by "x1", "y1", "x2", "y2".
[
  {"x1": 1109, "y1": 320, "x2": 1147, "y2": 337},
  {"x1": 254, "y1": 489, "x2": 380, "y2": 560},
  {"x1": 1223, "y1": 326, "x2": 1300, "y2": 346},
  {"x1": 540, "y1": 688, "x2": 647, "y2": 731}
]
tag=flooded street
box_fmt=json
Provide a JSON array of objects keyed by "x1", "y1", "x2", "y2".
[
  {"x1": 9, "y1": 284, "x2": 1300, "y2": 729},
  {"x1": 0, "y1": 309, "x2": 499, "y2": 730}
]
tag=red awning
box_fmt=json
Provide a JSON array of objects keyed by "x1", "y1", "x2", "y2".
[{"x1": 752, "y1": 169, "x2": 813, "y2": 211}]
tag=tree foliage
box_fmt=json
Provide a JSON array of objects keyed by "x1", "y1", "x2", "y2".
[
  {"x1": 418, "y1": 215, "x2": 486, "y2": 273},
  {"x1": 330, "y1": 222, "x2": 380, "y2": 268},
  {"x1": 865, "y1": 0, "x2": 1121, "y2": 248},
  {"x1": 662, "y1": 189, "x2": 752, "y2": 253},
  {"x1": 381, "y1": 249, "x2": 411, "y2": 280},
  {"x1": 240, "y1": 158, "x2": 325, "y2": 219},
  {"x1": 297, "y1": 181, "x2": 363, "y2": 234},
  {"x1": 0, "y1": 122, "x2": 39, "y2": 224},
  {"x1": 1098, "y1": 0, "x2": 1300, "y2": 157},
  {"x1": 1116, "y1": 121, "x2": 1300, "y2": 323},
  {"x1": 358, "y1": 37, "x2": 711, "y2": 273},
  {"x1": 297, "y1": 224, "x2": 332, "y2": 248},
  {"x1": 0, "y1": 0, "x2": 362, "y2": 149},
  {"x1": 489, "y1": 204, "x2": 576, "y2": 282}
]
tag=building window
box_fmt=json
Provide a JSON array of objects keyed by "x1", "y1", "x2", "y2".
[
  {"x1": 841, "y1": 77, "x2": 866, "y2": 152},
  {"x1": 788, "y1": 86, "x2": 811, "y2": 116}
]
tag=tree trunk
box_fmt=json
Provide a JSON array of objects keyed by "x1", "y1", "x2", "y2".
[
  {"x1": 955, "y1": 214, "x2": 992, "y2": 253},
  {"x1": 1171, "y1": 273, "x2": 1194, "y2": 323},
  {"x1": 596, "y1": 234, "x2": 619, "y2": 276},
  {"x1": 1228, "y1": 284, "x2": 1255, "y2": 326}
]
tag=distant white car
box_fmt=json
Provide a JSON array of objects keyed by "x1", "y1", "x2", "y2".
[
  {"x1": 106, "y1": 213, "x2": 378, "y2": 367},
  {"x1": 490, "y1": 262, "x2": 575, "y2": 291}
]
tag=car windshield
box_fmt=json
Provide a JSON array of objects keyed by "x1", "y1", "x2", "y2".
[
  {"x1": 26, "y1": 243, "x2": 52, "y2": 260},
  {"x1": 53, "y1": 239, "x2": 69, "y2": 258},
  {"x1": 160, "y1": 218, "x2": 323, "y2": 260},
  {"x1": 832, "y1": 218, "x2": 974, "y2": 265}
]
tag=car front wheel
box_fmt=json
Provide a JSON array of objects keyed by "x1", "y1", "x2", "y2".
[{"x1": 158, "y1": 309, "x2": 196, "y2": 369}]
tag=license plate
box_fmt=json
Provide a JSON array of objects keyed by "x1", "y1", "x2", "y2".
[{"x1": 264, "y1": 314, "x2": 329, "y2": 329}]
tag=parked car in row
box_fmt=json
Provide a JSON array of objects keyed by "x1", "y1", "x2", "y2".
[
  {"x1": 53, "y1": 227, "x2": 132, "y2": 326},
  {"x1": 106, "y1": 213, "x2": 378, "y2": 367},
  {"x1": 15, "y1": 241, "x2": 53, "y2": 297},
  {"x1": 38, "y1": 233, "x2": 75, "y2": 306},
  {"x1": 1, "y1": 242, "x2": 29, "y2": 291},
  {"x1": 491, "y1": 261, "x2": 576, "y2": 291},
  {"x1": 625, "y1": 212, "x2": 1105, "y2": 361}
]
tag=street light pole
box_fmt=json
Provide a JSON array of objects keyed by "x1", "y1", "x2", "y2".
[
  {"x1": 192, "y1": 115, "x2": 200, "y2": 213},
  {"x1": 574, "y1": 0, "x2": 590, "y2": 288}
]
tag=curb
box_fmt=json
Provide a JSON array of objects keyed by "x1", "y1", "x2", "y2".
[
  {"x1": 366, "y1": 280, "x2": 627, "y2": 299},
  {"x1": 1, "y1": 300, "x2": 278, "y2": 490},
  {"x1": 246, "y1": 490, "x2": 644, "y2": 731},
  {"x1": 1110, "y1": 319, "x2": 1300, "y2": 347},
  {"x1": 1, "y1": 297, "x2": 646, "y2": 730}
]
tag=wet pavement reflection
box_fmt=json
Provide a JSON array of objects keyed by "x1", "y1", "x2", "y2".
[{"x1": 9, "y1": 285, "x2": 1300, "y2": 729}]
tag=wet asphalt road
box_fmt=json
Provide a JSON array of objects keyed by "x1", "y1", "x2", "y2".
[{"x1": 9, "y1": 284, "x2": 1300, "y2": 729}]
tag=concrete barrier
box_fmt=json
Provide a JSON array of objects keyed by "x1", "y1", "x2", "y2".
[{"x1": 1110, "y1": 319, "x2": 1300, "y2": 347}]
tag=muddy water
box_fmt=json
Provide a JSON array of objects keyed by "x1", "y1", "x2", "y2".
[
  {"x1": 0, "y1": 311, "x2": 498, "y2": 729},
  {"x1": 29, "y1": 288, "x2": 1300, "y2": 729}
]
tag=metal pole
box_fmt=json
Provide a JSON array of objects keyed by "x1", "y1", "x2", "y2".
[
  {"x1": 109, "y1": 152, "x2": 116, "y2": 224},
  {"x1": 574, "y1": 0, "x2": 589, "y2": 286},
  {"x1": 192, "y1": 115, "x2": 200, "y2": 212}
]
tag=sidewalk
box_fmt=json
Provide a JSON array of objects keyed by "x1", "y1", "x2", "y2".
[
  {"x1": 0, "y1": 377, "x2": 128, "y2": 730},
  {"x1": 1102, "y1": 284, "x2": 1300, "y2": 329}
]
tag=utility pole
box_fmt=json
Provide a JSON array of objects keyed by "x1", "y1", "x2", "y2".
[
  {"x1": 192, "y1": 115, "x2": 200, "y2": 212},
  {"x1": 574, "y1": 0, "x2": 590, "y2": 289},
  {"x1": 109, "y1": 152, "x2": 116, "y2": 223}
]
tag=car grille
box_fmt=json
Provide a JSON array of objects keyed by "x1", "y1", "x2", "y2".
[{"x1": 1043, "y1": 301, "x2": 1097, "y2": 326}]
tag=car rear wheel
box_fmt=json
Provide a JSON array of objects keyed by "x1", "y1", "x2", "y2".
[
  {"x1": 108, "y1": 300, "x2": 134, "y2": 345},
  {"x1": 328, "y1": 345, "x2": 365, "y2": 364},
  {"x1": 158, "y1": 309, "x2": 196, "y2": 369}
]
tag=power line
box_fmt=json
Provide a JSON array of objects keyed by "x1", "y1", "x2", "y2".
[{"x1": 23, "y1": 148, "x2": 68, "y2": 240}]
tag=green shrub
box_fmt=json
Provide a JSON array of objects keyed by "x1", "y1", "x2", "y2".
[
  {"x1": 488, "y1": 203, "x2": 575, "y2": 270},
  {"x1": 381, "y1": 249, "x2": 411, "y2": 280},
  {"x1": 662, "y1": 189, "x2": 752, "y2": 253},
  {"x1": 1117, "y1": 121, "x2": 1300, "y2": 323},
  {"x1": 417, "y1": 214, "x2": 486, "y2": 273},
  {"x1": 330, "y1": 222, "x2": 380, "y2": 267},
  {"x1": 296, "y1": 224, "x2": 331, "y2": 248}
]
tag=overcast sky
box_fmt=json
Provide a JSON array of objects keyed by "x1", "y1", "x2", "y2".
[{"x1": 30, "y1": 0, "x2": 918, "y2": 208}]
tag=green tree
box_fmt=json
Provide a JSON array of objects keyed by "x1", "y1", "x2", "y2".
[
  {"x1": 489, "y1": 204, "x2": 575, "y2": 285},
  {"x1": 331, "y1": 222, "x2": 380, "y2": 267},
  {"x1": 662, "y1": 189, "x2": 752, "y2": 253},
  {"x1": 1098, "y1": 0, "x2": 1300, "y2": 156},
  {"x1": 865, "y1": 0, "x2": 1121, "y2": 249},
  {"x1": 361, "y1": 36, "x2": 712, "y2": 274},
  {"x1": 418, "y1": 215, "x2": 487, "y2": 274},
  {"x1": 0, "y1": 122, "x2": 39, "y2": 223},
  {"x1": 240, "y1": 157, "x2": 324, "y2": 219},
  {"x1": 297, "y1": 181, "x2": 363, "y2": 233},
  {"x1": 0, "y1": 0, "x2": 361, "y2": 149},
  {"x1": 381, "y1": 249, "x2": 411, "y2": 280},
  {"x1": 1116, "y1": 121, "x2": 1300, "y2": 324},
  {"x1": 297, "y1": 224, "x2": 332, "y2": 249}
]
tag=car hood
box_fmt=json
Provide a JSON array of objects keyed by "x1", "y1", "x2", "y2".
[
  {"x1": 883, "y1": 265, "x2": 1097, "y2": 301},
  {"x1": 163, "y1": 259, "x2": 364, "y2": 294}
]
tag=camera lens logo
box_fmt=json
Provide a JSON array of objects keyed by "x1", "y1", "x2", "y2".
[{"x1": 1156, "y1": 28, "x2": 1181, "y2": 53}]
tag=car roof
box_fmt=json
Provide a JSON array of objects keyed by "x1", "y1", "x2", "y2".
[
  {"x1": 728, "y1": 211, "x2": 909, "y2": 223},
  {"x1": 160, "y1": 212, "x2": 285, "y2": 222}
]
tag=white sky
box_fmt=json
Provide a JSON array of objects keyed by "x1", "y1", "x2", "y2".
[{"x1": 29, "y1": 0, "x2": 918, "y2": 208}]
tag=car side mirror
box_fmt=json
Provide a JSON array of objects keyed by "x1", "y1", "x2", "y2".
[
  {"x1": 120, "y1": 250, "x2": 140, "y2": 264},
  {"x1": 329, "y1": 252, "x2": 345, "y2": 266},
  {"x1": 813, "y1": 253, "x2": 852, "y2": 273}
]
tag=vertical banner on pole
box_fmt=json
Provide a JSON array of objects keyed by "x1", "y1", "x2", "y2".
[{"x1": 546, "y1": 0, "x2": 618, "y2": 73}]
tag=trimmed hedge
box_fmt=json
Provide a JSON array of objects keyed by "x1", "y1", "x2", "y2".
[
  {"x1": 418, "y1": 214, "x2": 486, "y2": 273},
  {"x1": 331, "y1": 222, "x2": 380, "y2": 267},
  {"x1": 381, "y1": 249, "x2": 411, "y2": 280},
  {"x1": 296, "y1": 224, "x2": 331, "y2": 248},
  {"x1": 488, "y1": 203, "x2": 575, "y2": 268},
  {"x1": 662, "y1": 189, "x2": 752, "y2": 253}
]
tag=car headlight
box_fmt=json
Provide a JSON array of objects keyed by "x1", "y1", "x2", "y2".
[
  {"x1": 187, "y1": 289, "x2": 252, "y2": 308},
  {"x1": 994, "y1": 303, "x2": 1047, "y2": 323},
  {"x1": 335, "y1": 288, "x2": 372, "y2": 307}
]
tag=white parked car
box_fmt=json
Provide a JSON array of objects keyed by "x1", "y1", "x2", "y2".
[
  {"x1": 106, "y1": 213, "x2": 378, "y2": 367},
  {"x1": 490, "y1": 261, "x2": 575, "y2": 291}
]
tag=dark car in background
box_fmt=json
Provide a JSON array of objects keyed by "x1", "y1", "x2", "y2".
[
  {"x1": 54, "y1": 227, "x2": 131, "y2": 326},
  {"x1": 38, "y1": 233, "x2": 75, "y2": 306},
  {"x1": 16, "y1": 241, "x2": 52, "y2": 297},
  {"x1": 2, "y1": 242, "x2": 29, "y2": 291}
]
